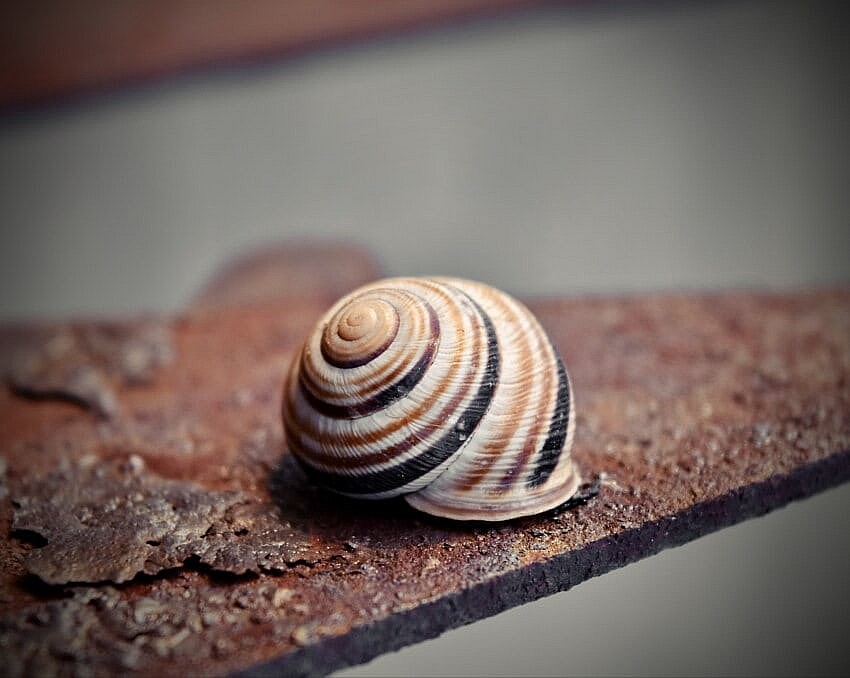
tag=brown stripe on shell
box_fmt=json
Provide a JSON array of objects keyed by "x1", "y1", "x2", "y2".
[
  {"x1": 496, "y1": 321, "x2": 558, "y2": 493},
  {"x1": 526, "y1": 354, "x2": 573, "y2": 488},
  {"x1": 284, "y1": 280, "x2": 465, "y2": 448},
  {"x1": 443, "y1": 286, "x2": 554, "y2": 494},
  {"x1": 299, "y1": 289, "x2": 424, "y2": 399},
  {"x1": 298, "y1": 283, "x2": 452, "y2": 406},
  {"x1": 293, "y1": 306, "x2": 484, "y2": 472},
  {"x1": 300, "y1": 309, "x2": 439, "y2": 419},
  {"x1": 298, "y1": 297, "x2": 439, "y2": 419},
  {"x1": 320, "y1": 297, "x2": 400, "y2": 368},
  {"x1": 298, "y1": 287, "x2": 430, "y2": 404},
  {"x1": 404, "y1": 462, "x2": 580, "y2": 521},
  {"x1": 297, "y1": 292, "x2": 501, "y2": 496},
  {"x1": 290, "y1": 283, "x2": 487, "y2": 472}
]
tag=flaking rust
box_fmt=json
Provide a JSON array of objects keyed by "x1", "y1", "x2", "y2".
[
  {"x1": 1, "y1": 245, "x2": 849, "y2": 677},
  {"x1": 3, "y1": 319, "x2": 173, "y2": 417},
  {"x1": 10, "y1": 456, "x2": 326, "y2": 585}
]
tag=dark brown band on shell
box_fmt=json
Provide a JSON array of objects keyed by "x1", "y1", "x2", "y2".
[
  {"x1": 287, "y1": 288, "x2": 483, "y2": 470},
  {"x1": 299, "y1": 292, "x2": 500, "y2": 495},
  {"x1": 320, "y1": 298, "x2": 400, "y2": 368},
  {"x1": 298, "y1": 301, "x2": 440, "y2": 419},
  {"x1": 527, "y1": 353, "x2": 571, "y2": 488}
]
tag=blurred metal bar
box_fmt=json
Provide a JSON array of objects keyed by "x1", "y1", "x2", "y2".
[{"x1": 0, "y1": 0, "x2": 553, "y2": 108}]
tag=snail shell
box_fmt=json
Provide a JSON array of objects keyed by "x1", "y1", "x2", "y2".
[{"x1": 281, "y1": 277, "x2": 579, "y2": 521}]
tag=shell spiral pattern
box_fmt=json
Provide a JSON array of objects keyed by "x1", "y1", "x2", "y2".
[{"x1": 282, "y1": 277, "x2": 580, "y2": 521}]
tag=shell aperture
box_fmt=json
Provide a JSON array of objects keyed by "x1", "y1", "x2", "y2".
[{"x1": 282, "y1": 277, "x2": 580, "y2": 521}]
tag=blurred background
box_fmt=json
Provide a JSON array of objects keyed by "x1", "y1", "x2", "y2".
[{"x1": 1, "y1": 0, "x2": 848, "y2": 674}]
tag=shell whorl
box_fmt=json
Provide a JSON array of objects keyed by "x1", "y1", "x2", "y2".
[
  {"x1": 282, "y1": 277, "x2": 580, "y2": 521},
  {"x1": 320, "y1": 296, "x2": 399, "y2": 368}
]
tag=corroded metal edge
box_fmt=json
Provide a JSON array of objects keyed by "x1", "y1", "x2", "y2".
[{"x1": 241, "y1": 450, "x2": 850, "y2": 677}]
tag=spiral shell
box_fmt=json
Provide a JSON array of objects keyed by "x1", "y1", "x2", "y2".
[{"x1": 281, "y1": 277, "x2": 579, "y2": 521}]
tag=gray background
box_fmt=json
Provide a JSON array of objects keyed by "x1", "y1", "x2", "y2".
[{"x1": 1, "y1": 0, "x2": 848, "y2": 674}]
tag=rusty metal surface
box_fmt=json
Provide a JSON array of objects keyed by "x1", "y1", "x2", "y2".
[
  {"x1": 2, "y1": 319, "x2": 173, "y2": 418},
  {"x1": 1, "y1": 245, "x2": 848, "y2": 677}
]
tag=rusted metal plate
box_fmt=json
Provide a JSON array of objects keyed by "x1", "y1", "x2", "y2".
[{"x1": 1, "y1": 245, "x2": 848, "y2": 677}]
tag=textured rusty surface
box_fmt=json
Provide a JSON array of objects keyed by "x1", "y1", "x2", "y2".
[
  {"x1": 1, "y1": 244, "x2": 849, "y2": 677},
  {"x1": 2, "y1": 319, "x2": 173, "y2": 418}
]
